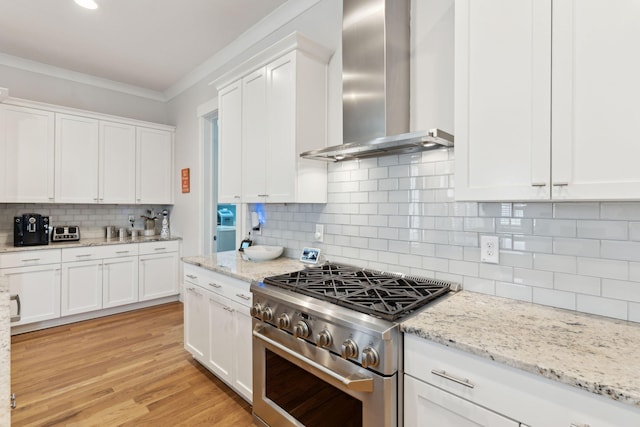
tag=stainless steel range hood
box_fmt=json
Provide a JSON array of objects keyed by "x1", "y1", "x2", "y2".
[{"x1": 300, "y1": 0, "x2": 453, "y2": 162}]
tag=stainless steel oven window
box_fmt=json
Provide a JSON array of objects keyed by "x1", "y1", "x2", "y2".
[{"x1": 265, "y1": 349, "x2": 363, "y2": 426}]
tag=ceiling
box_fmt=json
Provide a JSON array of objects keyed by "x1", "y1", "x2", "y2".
[{"x1": 0, "y1": 0, "x2": 289, "y2": 96}]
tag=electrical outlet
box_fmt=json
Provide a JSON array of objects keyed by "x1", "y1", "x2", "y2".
[
  {"x1": 314, "y1": 224, "x2": 324, "y2": 242},
  {"x1": 480, "y1": 235, "x2": 500, "y2": 264}
]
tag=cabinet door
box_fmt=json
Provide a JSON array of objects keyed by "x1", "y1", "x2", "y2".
[
  {"x1": 218, "y1": 81, "x2": 243, "y2": 203},
  {"x1": 233, "y1": 299, "x2": 252, "y2": 402},
  {"x1": 265, "y1": 53, "x2": 296, "y2": 203},
  {"x1": 241, "y1": 67, "x2": 268, "y2": 203},
  {"x1": 138, "y1": 252, "x2": 179, "y2": 301},
  {"x1": 2, "y1": 264, "x2": 61, "y2": 325},
  {"x1": 552, "y1": 0, "x2": 640, "y2": 200},
  {"x1": 207, "y1": 292, "x2": 235, "y2": 384},
  {"x1": 100, "y1": 121, "x2": 136, "y2": 204},
  {"x1": 455, "y1": 0, "x2": 551, "y2": 201},
  {"x1": 0, "y1": 104, "x2": 55, "y2": 203},
  {"x1": 61, "y1": 260, "x2": 103, "y2": 316},
  {"x1": 404, "y1": 375, "x2": 519, "y2": 427},
  {"x1": 102, "y1": 256, "x2": 138, "y2": 308},
  {"x1": 136, "y1": 127, "x2": 173, "y2": 204},
  {"x1": 55, "y1": 113, "x2": 100, "y2": 203},
  {"x1": 184, "y1": 285, "x2": 208, "y2": 361}
]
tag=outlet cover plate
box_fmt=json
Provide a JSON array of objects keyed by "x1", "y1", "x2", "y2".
[{"x1": 480, "y1": 235, "x2": 499, "y2": 264}]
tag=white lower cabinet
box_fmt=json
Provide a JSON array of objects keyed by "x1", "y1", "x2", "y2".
[
  {"x1": 183, "y1": 263, "x2": 253, "y2": 402},
  {"x1": 3, "y1": 263, "x2": 61, "y2": 325},
  {"x1": 138, "y1": 242, "x2": 179, "y2": 301},
  {"x1": 61, "y1": 259, "x2": 102, "y2": 316},
  {"x1": 102, "y1": 255, "x2": 139, "y2": 308},
  {"x1": 404, "y1": 334, "x2": 640, "y2": 427}
]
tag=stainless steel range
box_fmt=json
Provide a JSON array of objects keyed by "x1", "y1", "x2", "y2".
[{"x1": 250, "y1": 263, "x2": 454, "y2": 427}]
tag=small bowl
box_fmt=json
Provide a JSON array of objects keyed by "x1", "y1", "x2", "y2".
[{"x1": 243, "y1": 245, "x2": 284, "y2": 262}]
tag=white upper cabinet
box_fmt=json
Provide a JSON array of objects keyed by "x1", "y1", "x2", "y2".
[
  {"x1": 456, "y1": 0, "x2": 640, "y2": 201},
  {"x1": 136, "y1": 127, "x2": 174, "y2": 204},
  {"x1": 218, "y1": 81, "x2": 243, "y2": 203},
  {"x1": 215, "y1": 32, "x2": 330, "y2": 204},
  {"x1": 55, "y1": 113, "x2": 100, "y2": 203},
  {"x1": 241, "y1": 67, "x2": 268, "y2": 203},
  {"x1": 0, "y1": 104, "x2": 55, "y2": 203},
  {"x1": 100, "y1": 121, "x2": 136, "y2": 204}
]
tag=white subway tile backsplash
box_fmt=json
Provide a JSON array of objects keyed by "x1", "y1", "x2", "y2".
[
  {"x1": 423, "y1": 203, "x2": 449, "y2": 216},
  {"x1": 369, "y1": 192, "x2": 389, "y2": 203},
  {"x1": 554, "y1": 273, "x2": 601, "y2": 295},
  {"x1": 629, "y1": 302, "x2": 640, "y2": 322},
  {"x1": 451, "y1": 202, "x2": 479, "y2": 217},
  {"x1": 378, "y1": 227, "x2": 399, "y2": 240},
  {"x1": 350, "y1": 192, "x2": 369, "y2": 203},
  {"x1": 552, "y1": 238, "x2": 600, "y2": 257},
  {"x1": 378, "y1": 155, "x2": 399, "y2": 167},
  {"x1": 601, "y1": 240, "x2": 640, "y2": 262},
  {"x1": 449, "y1": 260, "x2": 479, "y2": 277},
  {"x1": 499, "y1": 251, "x2": 533, "y2": 269},
  {"x1": 533, "y1": 219, "x2": 576, "y2": 237},
  {"x1": 434, "y1": 217, "x2": 464, "y2": 231},
  {"x1": 422, "y1": 256, "x2": 449, "y2": 272},
  {"x1": 359, "y1": 180, "x2": 378, "y2": 192},
  {"x1": 358, "y1": 204, "x2": 378, "y2": 215},
  {"x1": 350, "y1": 169, "x2": 369, "y2": 181},
  {"x1": 463, "y1": 217, "x2": 495, "y2": 232},
  {"x1": 388, "y1": 216, "x2": 410, "y2": 228},
  {"x1": 463, "y1": 277, "x2": 496, "y2": 294},
  {"x1": 576, "y1": 295, "x2": 628, "y2": 320},
  {"x1": 378, "y1": 178, "x2": 399, "y2": 191},
  {"x1": 533, "y1": 288, "x2": 576, "y2": 310},
  {"x1": 378, "y1": 203, "x2": 399, "y2": 215},
  {"x1": 479, "y1": 264, "x2": 513, "y2": 282},
  {"x1": 388, "y1": 165, "x2": 410, "y2": 178},
  {"x1": 410, "y1": 241, "x2": 436, "y2": 256},
  {"x1": 554, "y1": 202, "x2": 600, "y2": 219},
  {"x1": 512, "y1": 235, "x2": 553, "y2": 253},
  {"x1": 629, "y1": 222, "x2": 640, "y2": 241},
  {"x1": 448, "y1": 231, "x2": 478, "y2": 247},
  {"x1": 513, "y1": 203, "x2": 553, "y2": 218},
  {"x1": 421, "y1": 148, "x2": 449, "y2": 162},
  {"x1": 601, "y1": 202, "x2": 640, "y2": 220},
  {"x1": 479, "y1": 202, "x2": 512, "y2": 217},
  {"x1": 496, "y1": 218, "x2": 533, "y2": 235},
  {"x1": 601, "y1": 279, "x2": 640, "y2": 303},
  {"x1": 349, "y1": 236, "x2": 369, "y2": 249},
  {"x1": 533, "y1": 253, "x2": 577, "y2": 274},
  {"x1": 369, "y1": 167, "x2": 389, "y2": 180},
  {"x1": 389, "y1": 240, "x2": 411, "y2": 253},
  {"x1": 435, "y1": 244, "x2": 463, "y2": 260},
  {"x1": 577, "y1": 257, "x2": 629, "y2": 280},
  {"x1": 513, "y1": 268, "x2": 554, "y2": 288},
  {"x1": 577, "y1": 220, "x2": 627, "y2": 240},
  {"x1": 367, "y1": 238, "x2": 388, "y2": 251},
  {"x1": 495, "y1": 282, "x2": 533, "y2": 302}
]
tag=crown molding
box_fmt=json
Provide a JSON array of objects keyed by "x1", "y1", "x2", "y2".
[{"x1": 0, "y1": 53, "x2": 166, "y2": 101}]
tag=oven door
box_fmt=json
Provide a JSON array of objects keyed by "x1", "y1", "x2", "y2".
[{"x1": 252, "y1": 322, "x2": 396, "y2": 427}]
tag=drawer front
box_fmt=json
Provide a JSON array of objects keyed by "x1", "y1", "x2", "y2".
[
  {"x1": 139, "y1": 240, "x2": 179, "y2": 255},
  {"x1": 404, "y1": 334, "x2": 640, "y2": 427},
  {"x1": 183, "y1": 264, "x2": 251, "y2": 307},
  {"x1": 62, "y1": 246, "x2": 110, "y2": 262},
  {"x1": 183, "y1": 263, "x2": 205, "y2": 286},
  {"x1": 0, "y1": 249, "x2": 61, "y2": 268},
  {"x1": 100, "y1": 243, "x2": 139, "y2": 259}
]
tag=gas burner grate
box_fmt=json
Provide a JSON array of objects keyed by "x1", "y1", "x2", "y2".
[{"x1": 263, "y1": 263, "x2": 453, "y2": 321}]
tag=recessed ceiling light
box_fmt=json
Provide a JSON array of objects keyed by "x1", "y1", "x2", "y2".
[{"x1": 74, "y1": 0, "x2": 98, "y2": 10}]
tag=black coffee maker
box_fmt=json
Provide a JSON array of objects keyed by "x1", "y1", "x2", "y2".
[{"x1": 14, "y1": 214, "x2": 50, "y2": 247}]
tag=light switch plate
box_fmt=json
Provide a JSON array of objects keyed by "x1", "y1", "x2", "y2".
[
  {"x1": 314, "y1": 224, "x2": 324, "y2": 242},
  {"x1": 480, "y1": 235, "x2": 499, "y2": 264}
]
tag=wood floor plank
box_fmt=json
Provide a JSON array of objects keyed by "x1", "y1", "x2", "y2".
[{"x1": 11, "y1": 302, "x2": 256, "y2": 426}]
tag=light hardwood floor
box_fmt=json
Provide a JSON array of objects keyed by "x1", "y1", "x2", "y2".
[{"x1": 11, "y1": 302, "x2": 256, "y2": 426}]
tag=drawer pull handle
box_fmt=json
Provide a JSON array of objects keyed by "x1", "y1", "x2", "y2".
[
  {"x1": 10, "y1": 294, "x2": 21, "y2": 322},
  {"x1": 570, "y1": 424, "x2": 590, "y2": 427},
  {"x1": 235, "y1": 293, "x2": 251, "y2": 300},
  {"x1": 154, "y1": 247, "x2": 167, "y2": 251},
  {"x1": 553, "y1": 182, "x2": 569, "y2": 187},
  {"x1": 115, "y1": 251, "x2": 130, "y2": 254},
  {"x1": 209, "y1": 283, "x2": 222, "y2": 289},
  {"x1": 431, "y1": 369, "x2": 475, "y2": 389},
  {"x1": 223, "y1": 306, "x2": 234, "y2": 312},
  {"x1": 76, "y1": 254, "x2": 92, "y2": 258},
  {"x1": 186, "y1": 274, "x2": 198, "y2": 279},
  {"x1": 531, "y1": 182, "x2": 546, "y2": 187},
  {"x1": 20, "y1": 258, "x2": 40, "y2": 262}
]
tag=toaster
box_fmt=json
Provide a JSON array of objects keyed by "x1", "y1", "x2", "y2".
[{"x1": 52, "y1": 226, "x2": 81, "y2": 242}]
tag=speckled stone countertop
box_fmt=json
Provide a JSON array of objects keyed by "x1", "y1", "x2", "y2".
[
  {"x1": 0, "y1": 235, "x2": 181, "y2": 253},
  {"x1": 0, "y1": 276, "x2": 10, "y2": 426},
  {"x1": 402, "y1": 291, "x2": 640, "y2": 409},
  {"x1": 182, "y1": 251, "x2": 305, "y2": 283}
]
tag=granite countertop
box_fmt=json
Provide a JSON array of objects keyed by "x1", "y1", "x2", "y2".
[
  {"x1": 402, "y1": 291, "x2": 640, "y2": 409},
  {"x1": 182, "y1": 251, "x2": 305, "y2": 284},
  {"x1": 0, "y1": 235, "x2": 182, "y2": 253}
]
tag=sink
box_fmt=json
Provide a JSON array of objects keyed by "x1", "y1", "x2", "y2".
[{"x1": 243, "y1": 245, "x2": 284, "y2": 262}]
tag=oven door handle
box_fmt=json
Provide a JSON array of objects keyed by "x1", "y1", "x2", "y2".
[{"x1": 253, "y1": 329, "x2": 374, "y2": 393}]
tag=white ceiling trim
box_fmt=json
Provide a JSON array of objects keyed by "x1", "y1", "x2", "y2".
[
  {"x1": 0, "y1": 52, "x2": 166, "y2": 102},
  {"x1": 163, "y1": 0, "x2": 324, "y2": 100}
]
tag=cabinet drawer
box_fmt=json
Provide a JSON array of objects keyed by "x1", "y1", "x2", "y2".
[
  {"x1": 0, "y1": 249, "x2": 61, "y2": 268},
  {"x1": 404, "y1": 334, "x2": 640, "y2": 427},
  {"x1": 62, "y1": 246, "x2": 108, "y2": 262},
  {"x1": 183, "y1": 264, "x2": 251, "y2": 307},
  {"x1": 139, "y1": 240, "x2": 179, "y2": 255},
  {"x1": 100, "y1": 243, "x2": 139, "y2": 259}
]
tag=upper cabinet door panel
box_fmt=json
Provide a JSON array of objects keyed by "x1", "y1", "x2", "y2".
[
  {"x1": 136, "y1": 127, "x2": 173, "y2": 204},
  {"x1": 0, "y1": 105, "x2": 55, "y2": 202},
  {"x1": 100, "y1": 121, "x2": 136, "y2": 204},
  {"x1": 552, "y1": 0, "x2": 640, "y2": 200},
  {"x1": 218, "y1": 81, "x2": 243, "y2": 203},
  {"x1": 455, "y1": 0, "x2": 552, "y2": 201},
  {"x1": 241, "y1": 67, "x2": 268, "y2": 203},
  {"x1": 55, "y1": 113, "x2": 100, "y2": 203}
]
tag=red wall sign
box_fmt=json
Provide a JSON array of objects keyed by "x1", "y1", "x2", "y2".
[{"x1": 181, "y1": 168, "x2": 190, "y2": 193}]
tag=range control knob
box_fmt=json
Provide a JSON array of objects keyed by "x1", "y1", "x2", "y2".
[
  {"x1": 361, "y1": 347, "x2": 380, "y2": 369},
  {"x1": 276, "y1": 313, "x2": 291, "y2": 329},
  {"x1": 316, "y1": 329, "x2": 333, "y2": 348},
  {"x1": 261, "y1": 307, "x2": 273, "y2": 322},
  {"x1": 341, "y1": 339, "x2": 359, "y2": 360},
  {"x1": 292, "y1": 320, "x2": 310, "y2": 339},
  {"x1": 250, "y1": 303, "x2": 262, "y2": 318}
]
